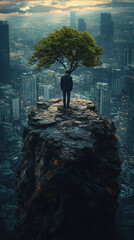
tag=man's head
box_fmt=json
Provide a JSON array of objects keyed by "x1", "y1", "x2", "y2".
[{"x1": 65, "y1": 68, "x2": 70, "y2": 75}]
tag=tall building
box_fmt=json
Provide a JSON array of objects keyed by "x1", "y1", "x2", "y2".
[
  {"x1": 0, "y1": 21, "x2": 10, "y2": 83},
  {"x1": 124, "y1": 49, "x2": 134, "y2": 67},
  {"x1": 78, "y1": 18, "x2": 86, "y2": 32},
  {"x1": 0, "y1": 100, "x2": 10, "y2": 122},
  {"x1": 11, "y1": 98, "x2": 20, "y2": 121},
  {"x1": 90, "y1": 64, "x2": 112, "y2": 86},
  {"x1": 37, "y1": 83, "x2": 55, "y2": 101},
  {"x1": 100, "y1": 13, "x2": 114, "y2": 38},
  {"x1": 128, "y1": 103, "x2": 134, "y2": 146},
  {"x1": 21, "y1": 74, "x2": 37, "y2": 106},
  {"x1": 111, "y1": 69, "x2": 124, "y2": 96},
  {"x1": 118, "y1": 93, "x2": 129, "y2": 145},
  {"x1": 95, "y1": 82, "x2": 110, "y2": 116},
  {"x1": 125, "y1": 65, "x2": 134, "y2": 104},
  {"x1": 70, "y1": 11, "x2": 76, "y2": 29},
  {"x1": 97, "y1": 13, "x2": 114, "y2": 56}
]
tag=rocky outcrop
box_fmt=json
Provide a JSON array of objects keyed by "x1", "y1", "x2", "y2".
[{"x1": 16, "y1": 98, "x2": 121, "y2": 240}]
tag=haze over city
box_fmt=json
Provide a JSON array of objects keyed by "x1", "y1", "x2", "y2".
[{"x1": 0, "y1": 0, "x2": 134, "y2": 240}]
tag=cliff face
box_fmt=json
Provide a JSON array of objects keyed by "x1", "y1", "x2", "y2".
[{"x1": 16, "y1": 98, "x2": 121, "y2": 240}]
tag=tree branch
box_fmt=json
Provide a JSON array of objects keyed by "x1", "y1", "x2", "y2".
[
  {"x1": 57, "y1": 59, "x2": 66, "y2": 69},
  {"x1": 70, "y1": 63, "x2": 79, "y2": 74}
]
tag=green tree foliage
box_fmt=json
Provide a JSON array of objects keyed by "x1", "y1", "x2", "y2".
[{"x1": 29, "y1": 26, "x2": 104, "y2": 74}]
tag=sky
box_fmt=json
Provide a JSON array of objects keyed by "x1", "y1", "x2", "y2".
[{"x1": 0, "y1": 0, "x2": 133, "y2": 16}]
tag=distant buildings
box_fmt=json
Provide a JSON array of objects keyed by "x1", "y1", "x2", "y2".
[
  {"x1": 111, "y1": 69, "x2": 125, "y2": 96},
  {"x1": 0, "y1": 100, "x2": 10, "y2": 122},
  {"x1": 21, "y1": 74, "x2": 37, "y2": 106},
  {"x1": 0, "y1": 84, "x2": 20, "y2": 122},
  {"x1": 128, "y1": 103, "x2": 134, "y2": 146},
  {"x1": 37, "y1": 83, "x2": 55, "y2": 101},
  {"x1": 100, "y1": 13, "x2": 114, "y2": 39},
  {"x1": 119, "y1": 93, "x2": 129, "y2": 145},
  {"x1": 0, "y1": 21, "x2": 10, "y2": 84},
  {"x1": 95, "y1": 82, "x2": 110, "y2": 116},
  {"x1": 11, "y1": 98, "x2": 20, "y2": 121},
  {"x1": 124, "y1": 49, "x2": 134, "y2": 67},
  {"x1": 78, "y1": 18, "x2": 86, "y2": 32},
  {"x1": 125, "y1": 65, "x2": 134, "y2": 104},
  {"x1": 96, "y1": 13, "x2": 114, "y2": 57},
  {"x1": 83, "y1": 71, "x2": 93, "y2": 98},
  {"x1": 90, "y1": 64, "x2": 112, "y2": 87},
  {"x1": 70, "y1": 11, "x2": 76, "y2": 29}
]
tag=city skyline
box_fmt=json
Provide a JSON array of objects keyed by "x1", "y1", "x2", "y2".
[{"x1": 0, "y1": 2, "x2": 134, "y2": 239}]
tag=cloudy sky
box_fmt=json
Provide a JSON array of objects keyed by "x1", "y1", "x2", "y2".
[{"x1": 0, "y1": 0, "x2": 133, "y2": 15}]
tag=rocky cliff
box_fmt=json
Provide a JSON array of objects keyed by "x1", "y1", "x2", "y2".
[{"x1": 16, "y1": 98, "x2": 121, "y2": 240}]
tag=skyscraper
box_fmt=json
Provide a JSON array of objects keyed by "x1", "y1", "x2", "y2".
[
  {"x1": 98, "y1": 13, "x2": 114, "y2": 56},
  {"x1": 100, "y1": 13, "x2": 114, "y2": 38},
  {"x1": 0, "y1": 21, "x2": 10, "y2": 83},
  {"x1": 95, "y1": 82, "x2": 110, "y2": 116},
  {"x1": 111, "y1": 69, "x2": 125, "y2": 96},
  {"x1": 70, "y1": 11, "x2": 76, "y2": 29},
  {"x1": 21, "y1": 74, "x2": 37, "y2": 106},
  {"x1": 124, "y1": 49, "x2": 134, "y2": 67},
  {"x1": 0, "y1": 101, "x2": 10, "y2": 122},
  {"x1": 78, "y1": 18, "x2": 86, "y2": 32},
  {"x1": 37, "y1": 83, "x2": 55, "y2": 101},
  {"x1": 11, "y1": 98, "x2": 20, "y2": 121}
]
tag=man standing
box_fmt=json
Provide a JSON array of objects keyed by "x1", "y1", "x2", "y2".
[{"x1": 60, "y1": 69, "x2": 73, "y2": 109}]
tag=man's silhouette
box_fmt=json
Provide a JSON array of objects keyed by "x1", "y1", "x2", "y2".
[{"x1": 60, "y1": 69, "x2": 73, "y2": 109}]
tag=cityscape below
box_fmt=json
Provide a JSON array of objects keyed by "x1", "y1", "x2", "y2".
[{"x1": 0, "y1": 4, "x2": 134, "y2": 240}]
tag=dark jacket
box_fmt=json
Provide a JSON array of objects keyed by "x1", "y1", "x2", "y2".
[{"x1": 60, "y1": 74, "x2": 73, "y2": 92}]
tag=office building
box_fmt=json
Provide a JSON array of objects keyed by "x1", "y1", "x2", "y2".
[
  {"x1": 0, "y1": 21, "x2": 10, "y2": 83},
  {"x1": 0, "y1": 100, "x2": 10, "y2": 122},
  {"x1": 124, "y1": 49, "x2": 134, "y2": 67},
  {"x1": 78, "y1": 18, "x2": 86, "y2": 32},
  {"x1": 111, "y1": 76, "x2": 124, "y2": 96},
  {"x1": 90, "y1": 64, "x2": 112, "y2": 86},
  {"x1": 95, "y1": 82, "x2": 110, "y2": 116},
  {"x1": 125, "y1": 65, "x2": 134, "y2": 104},
  {"x1": 128, "y1": 103, "x2": 134, "y2": 146},
  {"x1": 97, "y1": 13, "x2": 114, "y2": 56},
  {"x1": 118, "y1": 93, "x2": 129, "y2": 145},
  {"x1": 37, "y1": 84, "x2": 55, "y2": 101},
  {"x1": 111, "y1": 69, "x2": 124, "y2": 96},
  {"x1": 49, "y1": 85, "x2": 55, "y2": 99},
  {"x1": 21, "y1": 74, "x2": 37, "y2": 106},
  {"x1": 83, "y1": 71, "x2": 93, "y2": 94},
  {"x1": 70, "y1": 11, "x2": 76, "y2": 29},
  {"x1": 11, "y1": 98, "x2": 20, "y2": 121},
  {"x1": 100, "y1": 13, "x2": 114, "y2": 38}
]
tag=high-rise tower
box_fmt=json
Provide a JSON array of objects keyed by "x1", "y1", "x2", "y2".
[
  {"x1": 95, "y1": 82, "x2": 110, "y2": 117},
  {"x1": 100, "y1": 13, "x2": 114, "y2": 38},
  {"x1": 21, "y1": 74, "x2": 37, "y2": 107},
  {"x1": 70, "y1": 11, "x2": 76, "y2": 29},
  {"x1": 124, "y1": 49, "x2": 134, "y2": 67},
  {"x1": 78, "y1": 18, "x2": 86, "y2": 32},
  {"x1": 98, "y1": 13, "x2": 114, "y2": 56},
  {"x1": 0, "y1": 21, "x2": 10, "y2": 83}
]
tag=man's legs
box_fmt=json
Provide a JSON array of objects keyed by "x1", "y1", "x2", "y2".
[
  {"x1": 67, "y1": 91, "x2": 70, "y2": 108},
  {"x1": 63, "y1": 91, "x2": 66, "y2": 107}
]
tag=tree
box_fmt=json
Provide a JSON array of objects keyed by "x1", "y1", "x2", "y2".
[{"x1": 29, "y1": 26, "x2": 104, "y2": 75}]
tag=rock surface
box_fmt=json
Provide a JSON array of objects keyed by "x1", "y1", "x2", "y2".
[{"x1": 16, "y1": 98, "x2": 121, "y2": 240}]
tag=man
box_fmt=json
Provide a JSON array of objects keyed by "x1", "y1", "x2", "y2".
[{"x1": 60, "y1": 69, "x2": 73, "y2": 109}]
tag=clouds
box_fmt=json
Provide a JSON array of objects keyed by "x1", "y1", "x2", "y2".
[
  {"x1": 0, "y1": 3, "x2": 26, "y2": 14},
  {"x1": 0, "y1": 3, "x2": 61, "y2": 14},
  {"x1": 0, "y1": 1, "x2": 70, "y2": 14},
  {"x1": 0, "y1": 0, "x2": 133, "y2": 15},
  {"x1": 27, "y1": 5, "x2": 56, "y2": 13}
]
